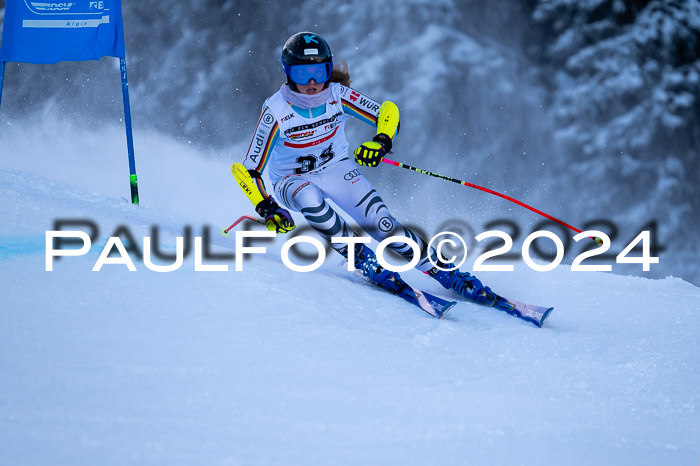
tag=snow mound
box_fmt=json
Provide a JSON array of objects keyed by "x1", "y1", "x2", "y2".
[{"x1": 1, "y1": 127, "x2": 699, "y2": 465}]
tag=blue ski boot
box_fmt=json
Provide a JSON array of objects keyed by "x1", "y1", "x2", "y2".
[
  {"x1": 430, "y1": 264, "x2": 498, "y2": 306},
  {"x1": 353, "y1": 244, "x2": 409, "y2": 295}
]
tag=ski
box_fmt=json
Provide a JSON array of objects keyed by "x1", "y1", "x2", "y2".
[
  {"x1": 352, "y1": 270, "x2": 457, "y2": 318},
  {"x1": 399, "y1": 285, "x2": 457, "y2": 319},
  {"x1": 492, "y1": 297, "x2": 554, "y2": 328},
  {"x1": 461, "y1": 289, "x2": 553, "y2": 327},
  {"x1": 352, "y1": 268, "x2": 551, "y2": 325}
]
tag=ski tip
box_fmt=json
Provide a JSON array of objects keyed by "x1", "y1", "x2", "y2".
[
  {"x1": 437, "y1": 300, "x2": 458, "y2": 319},
  {"x1": 538, "y1": 307, "x2": 554, "y2": 328},
  {"x1": 418, "y1": 290, "x2": 458, "y2": 319}
]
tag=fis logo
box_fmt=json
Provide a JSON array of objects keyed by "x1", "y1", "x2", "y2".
[
  {"x1": 89, "y1": 1, "x2": 105, "y2": 10},
  {"x1": 30, "y1": 2, "x2": 75, "y2": 11}
]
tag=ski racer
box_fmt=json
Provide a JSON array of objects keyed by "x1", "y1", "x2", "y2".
[{"x1": 236, "y1": 31, "x2": 498, "y2": 308}]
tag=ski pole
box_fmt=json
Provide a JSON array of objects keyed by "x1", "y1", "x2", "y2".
[
  {"x1": 221, "y1": 215, "x2": 265, "y2": 237},
  {"x1": 381, "y1": 157, "x2": 602, "y2": 245}
]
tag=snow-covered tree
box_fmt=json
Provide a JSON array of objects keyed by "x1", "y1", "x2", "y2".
[
  {"x1": 533, "y1": 0, "x2": 700, "y2": 281},
  {"x1": 535, "y1": 0, "x2": 700, "y2": 157}
]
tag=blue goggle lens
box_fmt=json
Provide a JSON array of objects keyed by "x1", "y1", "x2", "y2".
[{"x1": 288, "y1": 63, "x2": 332, "y2": 85}]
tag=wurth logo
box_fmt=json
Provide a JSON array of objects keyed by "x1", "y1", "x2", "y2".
[
  {"x1": 350, "y1": 91, "x2": 360, "y2": 102},
  {"x1": 359, "y1": 97, "x2": 380, "y2": 113}
]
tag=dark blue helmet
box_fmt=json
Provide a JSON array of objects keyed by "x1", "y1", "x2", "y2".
[{"x1": 281, "y1": 32, "x2": 333, "y2": 85}]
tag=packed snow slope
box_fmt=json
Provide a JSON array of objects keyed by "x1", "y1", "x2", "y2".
[{"x1": 1, "y1": 123, "x2": 699, "y2": 465}]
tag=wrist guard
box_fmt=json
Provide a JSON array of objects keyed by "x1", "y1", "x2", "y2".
[
  {"x1": 255, "y1": 196, "x2": 278, "y2": 218},
  {"x1": 372, "y1": 133, "x2": 393, "y2": 152}
]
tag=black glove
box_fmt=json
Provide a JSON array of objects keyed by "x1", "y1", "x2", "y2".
[
  {"x1": 255, "y1": 197, "x2": 295, "y2": 233},
  {"x1": 354, "y1": 133, "x2": 393, "y2": 167}
]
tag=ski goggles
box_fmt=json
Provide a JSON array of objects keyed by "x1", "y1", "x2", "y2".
[{"x1": 285, "y1": 62, "x2": 333, "y2": 85}]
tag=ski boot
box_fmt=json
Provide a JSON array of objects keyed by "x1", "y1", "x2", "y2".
[
  {"x1": 431, "y1": 264, "x2": 499, "y2": 306},
  {"x1": 353, "y1": 244, "x2": 409, "y2": 295}
]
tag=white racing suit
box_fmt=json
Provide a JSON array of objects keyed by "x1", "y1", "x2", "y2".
[{"x1": 242, "y1": 82, "x2": 439, "y2": 271}]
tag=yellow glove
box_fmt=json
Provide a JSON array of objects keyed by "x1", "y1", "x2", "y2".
[
  {"x1": 231, "y1": 163, "x2": 294, "y2": 233},
  {"x1": 354, "y1": 133, "x2": 392, "y2": 167},
  {"x1": 256, "y1": 197, "x2": 295, "y2": 234}
]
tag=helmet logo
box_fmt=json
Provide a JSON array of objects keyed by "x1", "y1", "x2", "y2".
[{"x1": 303, "y1": 34, "x2": 319, "y2": 44}]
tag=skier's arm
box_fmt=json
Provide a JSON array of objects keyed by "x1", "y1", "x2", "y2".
[
  {"x1": 340, "y1": 86, "x2": 399, "y2": 139},
  {"x1": 241, "y1": 106, "x2": 279, "y2": 199},
  {"x1": 236, "y1": 106, "x2": 294, "y2": 233},
  {"x1": 340, "y1": 86, "x2": 399, "y2": 167}
]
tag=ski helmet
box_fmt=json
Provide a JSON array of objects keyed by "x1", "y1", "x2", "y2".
[{"x1": 281, "y1": 32, "x2": 333, "y2": 85}]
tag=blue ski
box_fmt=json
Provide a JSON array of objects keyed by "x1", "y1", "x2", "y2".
[
  {"x1": 398, "y1": 285, "x2": 457, "y2": 318},
  {"x1": 450, "y1": 287, "x2": 554, "y2": 327},
  {"x1": 352, "y1": 270, "x2": 457, "y2": 318},
  {"x1": 492, "y1": 297, "x2": 554, "y2": 328}
]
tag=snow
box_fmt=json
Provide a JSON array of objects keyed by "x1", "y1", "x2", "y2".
[{"x1": 1, "y1": 123, "x2": 699, "y2": 465}]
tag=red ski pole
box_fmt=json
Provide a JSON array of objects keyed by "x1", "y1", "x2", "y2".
[
  {"x1": 381, "y1": 157, "x2": 602, "y2": 245},
  {"x1": 221, "y1": 215, "x2": 265, "y2": 237}
]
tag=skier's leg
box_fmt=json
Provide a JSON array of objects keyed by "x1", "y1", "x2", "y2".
[
  {"x1": 321, "y1": 160, "x2": 438, "y2": 271},
  {"x1": 274, "y1": 175, "x2": 353, "y2": 256},
  {"x1": 321, "y1": 160, "x2": 497, "y2": 304},
  {"x1": 276, "y1": 171, "x2": 407, "y2": 294},
  {"x1": 426, "y1": 264, "x2": 498, "y2": 305}
]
